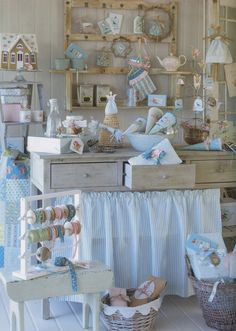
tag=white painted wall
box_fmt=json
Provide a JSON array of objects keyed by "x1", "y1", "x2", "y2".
[{"x1": 0, "y1": 0, "x2": 204, "y2": 141}]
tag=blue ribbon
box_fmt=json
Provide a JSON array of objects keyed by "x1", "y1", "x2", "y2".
[{"x1": 54, "y1": 257, "x2": 78, "y2": 292}]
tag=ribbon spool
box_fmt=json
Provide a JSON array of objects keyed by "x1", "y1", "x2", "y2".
[
  {"x1": 64, "y1": 221, "x2": 81, "y2": 236},
  {"x1": 36, "y1": 246, "x2": 51, "y2": 262}
]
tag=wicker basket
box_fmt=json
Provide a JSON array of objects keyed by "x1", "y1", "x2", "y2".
[
  {"x1": 182, "y1": 126, "x2": 209, "y2": 145},
  {"x1": 99, "y1": 114, "x2": 122, "y2": 148},
  {"x1": 186, "y1": 257, "x2": 236, "y2": 331},
  {"x1": 101, "y1": 289, "x2": 160, "y2": 331}
]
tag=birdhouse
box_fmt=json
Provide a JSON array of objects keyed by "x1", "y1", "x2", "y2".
[{"x1": 0, "y1": 33, "x2": 38, "y2": 70}]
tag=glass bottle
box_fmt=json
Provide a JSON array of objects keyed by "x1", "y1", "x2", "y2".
[{"x1": 45, "y1": 98, "x2": 62, "y2": 137}]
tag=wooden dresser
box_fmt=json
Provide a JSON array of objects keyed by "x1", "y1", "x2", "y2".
[{"x1": 30, "y1": 148, "x2": 236, "y2": 194}]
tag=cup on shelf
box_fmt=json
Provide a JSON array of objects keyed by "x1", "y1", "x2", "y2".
[
  {"x1": 31, "y1": 110, "x2": 44, "y2": 122},
  {"x1": 71, "y1": 58, "x2": 85, "y2": 70},
  {"x1": 55, "y1": 58, "x2": 70, "y2": 70}
]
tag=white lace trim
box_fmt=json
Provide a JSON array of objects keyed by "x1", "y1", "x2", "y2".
[{"x1": 102, "y1": 297, "x2": 162, "y2": 318}]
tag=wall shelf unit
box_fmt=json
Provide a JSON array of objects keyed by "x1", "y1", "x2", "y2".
[
  {"x1": 0, "y1": 71, "x2": 45, "y2": 152},
  {"x1": 60, "y1": 0, "x2": 183, "y2": 111}
]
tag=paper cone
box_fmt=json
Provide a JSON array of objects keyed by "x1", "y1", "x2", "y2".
[
  {"x1": 123, "y1": 117, "x2": 147, "y2": 135},
  {"x1": 182, "y1": 141, "x2": 209, "y2": 150},
  {"x1": 182, "y1": 138, "x2": 222, "y2": 151},
  {"x1": 210, "y1": 138, "x2": 222, "y2": 150},
  {"x1": 145, "y1": 107, "x2": 163, "y2": 134},
  {"x1": 149, "y1": 112, "x2": 177, "y2": 135}
]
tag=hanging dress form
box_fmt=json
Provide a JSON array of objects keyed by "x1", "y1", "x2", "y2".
[{"x1": 206, "y1": 37, "x2": 232, "y2": 63}]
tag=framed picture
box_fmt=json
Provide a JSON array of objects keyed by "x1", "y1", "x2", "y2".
[
  {"x1": 65, "y1": 43, "x2": 88, "y2": 60},
  {"x1": 111, "y1": 37, "x2": 132, "y2": 58},
  {"x1": 148, "y1": 94, "x2": 167, "y2": 107},
  {"x1": 96, "y1": 49, "x2": 113, "y2": 67}
]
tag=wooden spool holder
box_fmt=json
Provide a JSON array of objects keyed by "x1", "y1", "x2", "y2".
[{"x1": 13, "y1": 189, "x2": 82, "y2": 280}]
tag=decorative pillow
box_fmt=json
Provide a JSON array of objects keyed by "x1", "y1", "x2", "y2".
[{"x1": 128, "y1": 138, "x2": 182, "y2": 166}]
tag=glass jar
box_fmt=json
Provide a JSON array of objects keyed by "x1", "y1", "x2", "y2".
[{"x1": 45, "y1": 98, "x2": 62, "y2": 137}]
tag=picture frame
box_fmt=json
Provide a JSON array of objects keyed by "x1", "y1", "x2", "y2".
[
  {"x1": 65, "y1": 43, "x2": 88, "y2": 60},
  {"x1": 111, "y1": 37, "x2": 132, "y2": 58},
  {"x1": 148, "y1": 94, "x2": 167, "y2": 107},
  {"x1": 96, "y1": 49, "x2": 113, "y2": 67}
]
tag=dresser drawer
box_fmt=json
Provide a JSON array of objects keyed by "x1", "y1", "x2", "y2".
[
  {"x1": 51, "y1": 162, "x2": 118, "y2": 189},
  {"x1": 194, "y1": 160, "x2": 236, "y2": 184},
  {"x1": 124, "y1": 163, "x2": 196, "y2": 190}
]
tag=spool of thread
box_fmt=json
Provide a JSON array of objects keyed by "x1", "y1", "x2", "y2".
[
  {"x1": 36, "y1": 246, "x2": 51, "y2": 262},
  {"x1": 66, "y1": 204, "x2": 76, "y2": 221},
  {"x1": 61, "y1": 205, "x2": 69, "y2": 220},
  {"x1": 64, "y1": 221, "x2": 81, "y2": 236},
  {"x1": 45, "y1": 207, "x2": 56, "y2": 221},
  {"x1": 28, "y1": 229, "x2": 41, "y2": 243},
  {"x1": 54, "y1": 206, "x2": 63, "y2": 220},
  {"x1": 26, "y1": 209, "x2": 36, "y2": 224}
]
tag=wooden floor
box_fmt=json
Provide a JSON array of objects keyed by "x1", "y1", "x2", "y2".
[{"x1": 0, "y1": 283, "x2": 218, "y2": 331}]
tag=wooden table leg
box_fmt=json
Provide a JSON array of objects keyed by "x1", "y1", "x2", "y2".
[{"x1": 10, "y1": 300, "x2": 24, "y2": 331}]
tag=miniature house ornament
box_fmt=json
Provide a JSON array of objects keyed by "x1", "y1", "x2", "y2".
[{"x1": 0, "y1": 33, "x2": 38, "y2": 70}]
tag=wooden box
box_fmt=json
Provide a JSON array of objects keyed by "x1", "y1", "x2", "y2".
[
  {"x1": 27, "y1": 136, "x2": 72, "y2": 154},
  {"x1": 95, "y1": 85, "x2": 110, "y2": 106},
  {"x1": 124, "y1": 163, "x2": 196, "y2": 190},
  {"x1": 77, "y1": 85, "x2": 94, "y2": 106}
]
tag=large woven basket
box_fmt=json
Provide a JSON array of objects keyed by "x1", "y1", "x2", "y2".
[
  {"x1": 186, "y1": 257, "x2": 236, "y2": 331},
  {"x1": 101, "y1": 289, "x2": 160, "y2": 331}
]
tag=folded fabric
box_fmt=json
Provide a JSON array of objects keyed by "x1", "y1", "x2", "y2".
[
  {"x1": 128, "y1": 138, "x2": 182, "y2": 165},
  {"x1": 129, "y1": 276, "x2": 167, "y2": 307},
  {"x1": 109, "y1": 287, "x2": 130, "y2": 307}
]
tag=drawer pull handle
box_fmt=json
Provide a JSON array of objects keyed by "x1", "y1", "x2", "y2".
[
  {"x1": 83, "y1": 173, "x2": 89, "y2": 178},
  {"x1": 162, "y1": 175, "x2": 168, "y2": 179}
]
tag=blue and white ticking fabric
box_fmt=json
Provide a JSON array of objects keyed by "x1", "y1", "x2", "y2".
[
  {"x1": 0, "y1": 152, "x2": 30, "y2": 249},
  {"x1": 79, "y1": 189, "x2": 222, "y2": 297}
]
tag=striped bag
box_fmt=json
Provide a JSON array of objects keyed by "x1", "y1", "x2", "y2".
[{"x1": 128, "y1": 67, "x2": 156, "y2": 101}]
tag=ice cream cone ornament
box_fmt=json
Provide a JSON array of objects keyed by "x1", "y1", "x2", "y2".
[
  {"x1": 145, "y1": 107, "x2": 163, "y2": 134},
  {"x1": 149, "y1": 112, "x2": 177, "y2": 135},
  {"x1": 123, "y1": 117, "x2": 147, "y2": 135},
  {"x1": 105, "y1": 91, "x2": 118, "y2": 115}
]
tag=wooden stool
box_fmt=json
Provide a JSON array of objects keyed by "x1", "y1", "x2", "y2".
[{"x1": 1, "y1": 260, "x2": 113, "y2": 331}]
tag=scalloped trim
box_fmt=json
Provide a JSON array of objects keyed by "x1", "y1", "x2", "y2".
[{"x1": 102, "y1": 297, "x2": 162, "y2": 318}]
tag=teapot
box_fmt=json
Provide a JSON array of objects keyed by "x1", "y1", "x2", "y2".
[{"x1": 157, "y1": 53, "x2": 187, "y2": 72}]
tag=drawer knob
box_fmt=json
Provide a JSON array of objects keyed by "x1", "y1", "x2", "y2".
[
  {"x1": 162, "y1": 175, "x2": 168, "y2": 179},
  {"x1": 83, "y1": 173, "x2": 89, "y2": 178}
]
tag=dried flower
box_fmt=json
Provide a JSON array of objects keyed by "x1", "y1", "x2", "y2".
[{"x1": 191, "y1": 47, "x2": 200, "y2": 59}]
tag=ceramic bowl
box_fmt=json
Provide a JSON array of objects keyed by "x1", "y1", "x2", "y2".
[{"x1": 126, "y1": 133, "x2": 174, "y2": 152}]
